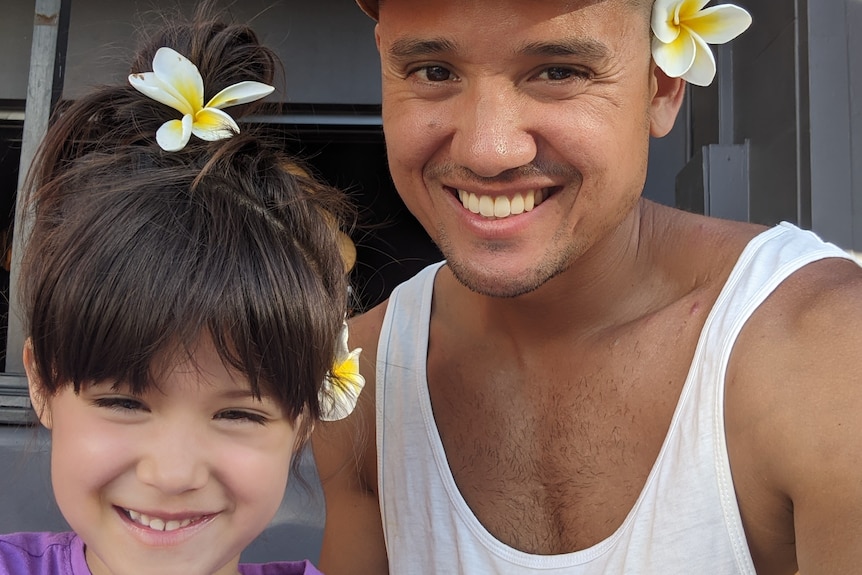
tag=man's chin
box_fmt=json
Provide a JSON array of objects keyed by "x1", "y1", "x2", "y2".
[{"x1": 446, "y1": 260, "x2": 562, "y2": 299}]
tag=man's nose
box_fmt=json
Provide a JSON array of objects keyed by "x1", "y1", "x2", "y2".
[
  {"x1": 136, "y1": 422, "x2": 208, "y2": 495},
  {"x1": 450, "y1": 82, "x2": 537, "y2": 178}
]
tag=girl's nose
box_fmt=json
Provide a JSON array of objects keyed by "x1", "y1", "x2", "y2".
[{"x1": 136, "y1": 422, "x2": 208, "y2": 495}]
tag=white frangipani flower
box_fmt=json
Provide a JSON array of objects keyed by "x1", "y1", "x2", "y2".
[
  {"x1": 129, "y1": 47, "x2": 274, "y2": 151},
  {"x1": 651, "y1": 0, "x2": 752, "y2": 87},
  {"x1": 319, "y1": 322, "x2": 365, "y2": 422}
]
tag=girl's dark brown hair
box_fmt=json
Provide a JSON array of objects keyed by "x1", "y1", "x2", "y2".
[{"x1": 21, "y1": 9, "x2": 350, "y2": 446}]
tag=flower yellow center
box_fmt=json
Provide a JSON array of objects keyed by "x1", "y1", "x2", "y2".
[{"x1": 673, "y1": 3, "x2": 682, "y2": 27}]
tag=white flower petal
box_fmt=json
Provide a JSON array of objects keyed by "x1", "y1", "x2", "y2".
[
  {"x1": 192, "y1": 107, "x2": 240, "y2": 141},
  {"x1": 319, "y1": 384, "x2": 360, "y2": 422},
  {"x1": 319, "y1": 322, "x2": 366, "y2": 422},
  {"x1": 685, "y1": 4, "x2": 752, "y2": 45},
  {"x1": 652, "y1": 31, "x2": 697, "y2": 79},
  {"x1": 205, "y1": 81, "x2": 275, "y2": 110},
  {"x1": 682, "y1": 31, "x2": 718, "y2": 87},
  {"x1": 319, "y1": 358, "x2": 365, "y2": 422},
  {"x1": 651, "y1": 0, "x2": 683, "y2": 44},
  {"x1": 129, "y1": 72, "x2": 191, "y2": 115},
  {"x1": 152, "y1": 47, "x2": 204, "y2": 114},
  {"x1": 155, "y1": 115, "x2": 193, "y2": 152},
  {"x1": 678, "y1": 0, "x2": 712, "y2": 21},
  {"x1": 340, "y1": 322, "x2": 353, "y2": 350}
]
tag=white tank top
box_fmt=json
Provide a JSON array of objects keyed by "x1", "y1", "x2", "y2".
[{"x1": 376, "y1": 223, "x2": 852, "y2": 574}]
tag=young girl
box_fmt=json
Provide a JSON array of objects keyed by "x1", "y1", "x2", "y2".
[{"x1": 0, "y1": 13, "x2": 362, "y2": 575}]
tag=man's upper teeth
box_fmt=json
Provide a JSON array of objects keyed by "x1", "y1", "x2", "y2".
[
  {"x1": 127, "y1": 509, "x2": 196, "y2": 531},
  {"x1": 457, "y1": 189, "x2": 546, "y2": 218}
]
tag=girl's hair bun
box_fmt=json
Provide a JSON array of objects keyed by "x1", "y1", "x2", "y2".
[{"x1": 21, "y1": 4, "x2": 353, "y2": 439}]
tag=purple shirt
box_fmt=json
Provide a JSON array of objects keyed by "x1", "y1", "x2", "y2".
[{"x1": 0, "y1": 532, "x2": 323, "y2": 575}]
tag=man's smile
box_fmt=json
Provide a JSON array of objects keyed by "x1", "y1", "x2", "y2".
[{"x1": 455, "y1": 188, "x2": 554, "y2": 219}]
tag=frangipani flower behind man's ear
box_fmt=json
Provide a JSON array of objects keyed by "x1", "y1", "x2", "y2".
[
  {"x1": 129, "y1": 47, "x2": 274, "y2": 151},
  {"x1": 651, "y1": 0, "x2": 752, "y2": 87}
]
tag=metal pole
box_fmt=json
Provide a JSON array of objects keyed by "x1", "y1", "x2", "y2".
[{"x1": 6, "y1": 0, "x2": 63, "y2": 375}]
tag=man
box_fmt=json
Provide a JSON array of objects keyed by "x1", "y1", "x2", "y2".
[{"x1": 313, "y1": 1, "x2": 862, "y2": 573}]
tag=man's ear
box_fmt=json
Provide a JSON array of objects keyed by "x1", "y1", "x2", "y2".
[
  {"x1": 648, "y1": 63, "x2": 687, "y2": 138},
  {"x1": 23, "y1": 340, "x2": 52, "y2": 429}
]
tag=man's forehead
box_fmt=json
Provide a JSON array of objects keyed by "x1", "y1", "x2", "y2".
[
  {"x1": 375, "y1": 0, "x2": 648, "y2": 59},
  {"x1": 362, "y1": 0, "x2": 646, "y2": 21}
]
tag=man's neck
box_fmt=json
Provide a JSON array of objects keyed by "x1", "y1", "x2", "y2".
[{"x1": 436, "y1": 199, "x2": 674, "y2": 341}]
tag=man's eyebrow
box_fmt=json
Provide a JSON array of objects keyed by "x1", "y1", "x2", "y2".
[
  {"x1": 386, "y1": 37, "x2": 611, "y2": 65},
  {"x1": 387, "y1": 37, "x2": 459, "y2": 61},
  {"x1": 517, "y1": 39, "x2": 611, "y2": 62}
]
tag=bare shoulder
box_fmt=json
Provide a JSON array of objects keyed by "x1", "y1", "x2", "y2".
[
  {"x1": 348, "y1": 300, "x2": 389, "y2": 361},
  {"x1": 313, "y1": 300, "x2": 390, "y2": 575},
  {"x1": 727, "y1": 255, "x2": 862, "y2": 573},
  {"x1": 645, "y1": 202, "x2": 766, "y2": 273}
]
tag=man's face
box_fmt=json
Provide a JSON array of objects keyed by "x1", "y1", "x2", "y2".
[{"x1": 376, "y1": 0, "x2": 676, "y2": 297}]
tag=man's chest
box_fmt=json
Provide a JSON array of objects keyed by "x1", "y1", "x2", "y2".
[{"x1": 425, "y1": 324, "x2": 699, "y2": 555}]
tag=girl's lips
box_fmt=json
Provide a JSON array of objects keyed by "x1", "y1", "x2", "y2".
[{"x1": 118, "y1": 506, "x2": 214, "y2": 532}]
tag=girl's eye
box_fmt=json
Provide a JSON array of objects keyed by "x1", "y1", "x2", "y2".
[
  {"x1": 413, "y1": 65, "x2": 455, "y2": 82},
  {"x1": 216, "y1": 410, "x2": 268, "y2": 425},
  {"x1": 93, "y1": 397, "x2": 145, "y2": 412}
]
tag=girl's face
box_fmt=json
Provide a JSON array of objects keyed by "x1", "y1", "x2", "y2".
[{"x1": 26, "y1": 336, "x2": 299, "y2": 575}]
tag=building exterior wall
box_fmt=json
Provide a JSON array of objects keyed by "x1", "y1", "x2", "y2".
[
  {"x1": 0, "y1": 2, "x2": 35, "y2": 101},
  {"x1": 2, "y1": 0, "x2": 380, "y2": 104},
  {"x1": 719, "y1": 0, "x2": 862, "y2": 250},
  {"x1": 732, "y1": 0, "x2": 801, "y2": 228}
]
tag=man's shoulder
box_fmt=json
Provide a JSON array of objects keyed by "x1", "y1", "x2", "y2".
[
  {"x1": 646, "y1": 203, "x2": 766, "y2": 271},
  {"x1": 728, "y1": 232, "x2": 862, "y2": 390},
  {"x1": 725, "y1": 253, "x2": 862, "y2": 571},
  {"x1": 348, "y1": 260, "x2": 444, "y2": 354},
  {"x1": 349, "y1": 300, "x2": 389, "y2": 358}
]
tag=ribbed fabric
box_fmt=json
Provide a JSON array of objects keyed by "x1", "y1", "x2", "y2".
[{"x1": 377, "y1": 223, "x2": 852, "y2": 574}]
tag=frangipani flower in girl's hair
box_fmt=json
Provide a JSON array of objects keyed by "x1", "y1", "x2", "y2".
[
  {"x1": 651, "y1": 0, "x2": 752, "y2": 87},
  {"x1": 319, "y1": 322, "x2": 365, "y2": 421},
  {"x1": 129, "y1": 47, "x2": 274, "y2": 151}
]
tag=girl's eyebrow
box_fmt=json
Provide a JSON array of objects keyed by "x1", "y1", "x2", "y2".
[{"x1": 218, "y1": 388, "x2": 277, "y2": 404}]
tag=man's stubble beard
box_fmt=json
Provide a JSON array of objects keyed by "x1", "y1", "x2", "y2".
[{"x1": 438, "y1": 224, "x2": 588, "y2": 298}]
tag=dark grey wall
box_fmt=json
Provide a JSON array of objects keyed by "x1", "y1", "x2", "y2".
[
  {"x1": 852, "y1": 0, "x2": 862, "y2": 250},
  {"x1": 726, "y1": 0, "x2": 861, "y2": 250},
  {"x1": 805, "y1": 0, "x2": 860, "y2": 249},
  {"x1": 716, "y1": 0, "x2": 800, "y2": 228},
  {"x1": 3, "y1": 0, "x2": 380, "y2": 105},
  {"x1": 64, "y1": 0, "x2": 380, "y2": 104},
  {"x1": 0, "y1": 2, "x2": 36, "y2": 101}
]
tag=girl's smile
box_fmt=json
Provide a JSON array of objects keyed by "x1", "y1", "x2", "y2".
[{"x1": 27, "y1": 336, "x2": 299, "y2": 575}]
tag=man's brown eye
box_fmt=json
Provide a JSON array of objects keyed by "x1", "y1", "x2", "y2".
[
  {"x1": 545, "y1": 67, "x2": 576, "y2": 80},
  {"x1": 424, "y1": 66, "x2": 451, "y2": 81}
]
